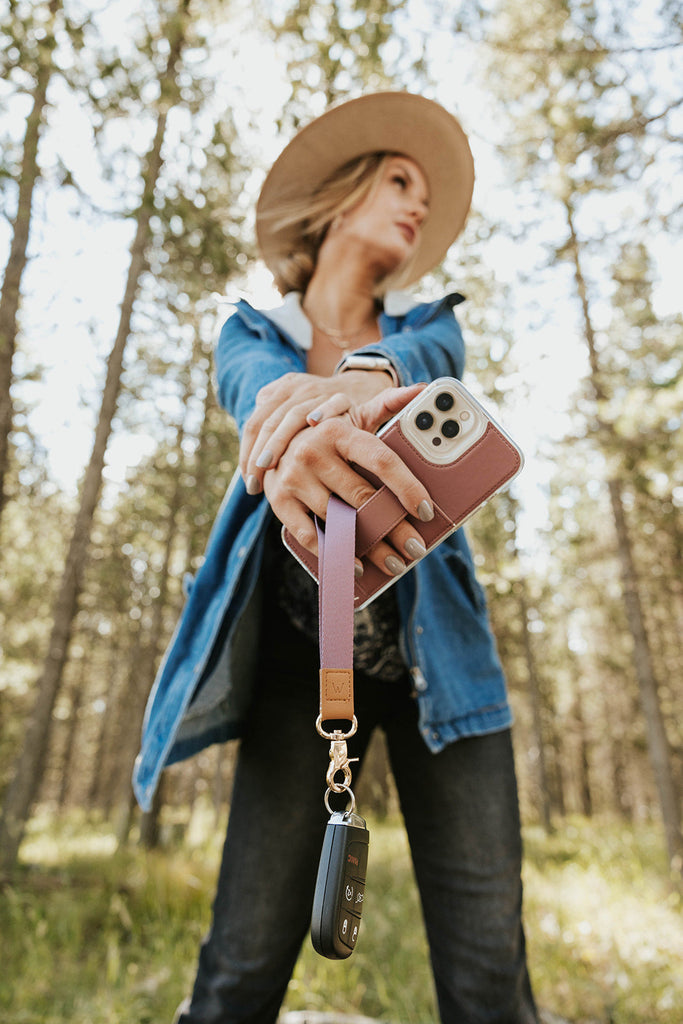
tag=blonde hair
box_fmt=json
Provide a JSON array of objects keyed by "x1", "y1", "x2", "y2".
[{"x1": 262, "y1": 152, "x2": 406, "y2": 296}]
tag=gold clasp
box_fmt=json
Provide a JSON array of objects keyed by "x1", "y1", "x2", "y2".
[{"x1": 325, "y1": 731, "x2": 359, "y2": 793}]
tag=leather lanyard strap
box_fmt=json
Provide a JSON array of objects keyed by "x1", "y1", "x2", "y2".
[{"x1": 316, "y1": 495, "x2": 357, "y2": 728}]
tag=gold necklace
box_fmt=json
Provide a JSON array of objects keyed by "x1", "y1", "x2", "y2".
[{"x1": 303, "y1": 307, "x2": 379, "y2": 351}]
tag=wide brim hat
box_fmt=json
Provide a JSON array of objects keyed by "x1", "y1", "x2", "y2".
[{"x1": 256, "y1": 92, "x2": 474, "y2": 287}]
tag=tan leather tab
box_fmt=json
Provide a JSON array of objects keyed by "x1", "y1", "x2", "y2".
[{"x1": 319, "y1": 668, "x2": 354, "y2": 723}]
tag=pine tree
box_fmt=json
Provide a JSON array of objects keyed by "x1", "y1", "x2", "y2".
[
  {"x1": 0, "y1": 0, "x2": 195, "y2": 872},
  {"x1": 475, "y1": 0, "x2": 682, "y2": 865},
  {"x1": 0, "y1": 0, "x2": 65, "y2": 522}
]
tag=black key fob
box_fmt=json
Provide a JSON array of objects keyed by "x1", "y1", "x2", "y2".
[{"x1": 311, "y1": 810, "x2": 369, "y2": 959}]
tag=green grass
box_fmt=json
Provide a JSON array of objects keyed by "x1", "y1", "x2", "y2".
[
  {"x1": 1, "y1": 813, "x2": 681, "y2": 1024},
  {"x1": 522, "y1": 819, "x2": 682, "y2": 1024}
]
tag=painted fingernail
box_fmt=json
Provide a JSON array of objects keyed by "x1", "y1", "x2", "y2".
[
  {"x1": 307, "y1": 409, "x2": 323, "y2": 424},
  {"x1": 246, "y1": 475, "x2": 261, "y2": 495},
  {"x1": 417, "y1": 500, "x2": 434, "y2": 522},
  {"x1": 385, "y1": 555, "x2": 406, "y2": 576},
  {"x1": 354, "y1": 559, "x2": 364, "y2": 578},
  {"x1": 405, "y1": 537, "x2": 427, "y2": 560},
  {"x1": 255, "y1": 449, "x2": 274, "y2": 469}
]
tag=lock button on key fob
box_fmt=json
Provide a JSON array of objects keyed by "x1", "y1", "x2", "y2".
[{"x1": 311, "y1": 810, "x2": 369, "y2": 959}]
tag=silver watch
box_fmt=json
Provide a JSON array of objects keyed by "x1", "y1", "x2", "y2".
[{"x1": 335, "y1": 353, "x2": 399, "y2": 387}]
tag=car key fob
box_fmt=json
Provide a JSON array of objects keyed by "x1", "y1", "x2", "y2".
[{"x1": 311, "y1": 810, "x2": 369, "y2": 959}]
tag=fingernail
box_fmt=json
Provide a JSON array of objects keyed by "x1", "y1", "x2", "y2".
[
  {"x1": 405, "y1": 537, "x2": 427, "y2": 560},
  {"x1": 255, "y1": 449, "x2": 274, "y2": 469},
  {"x1": 417, "y1": 500, "x2": 434, "y2": 522},
  {"x1": 246, "y1": 474, "x2": 261, "y2": 495},
  {"x1": 354, "y1": 559, "x2": 364, "y2": 578},
  {"x1": 384, "y1": 555, "x2": 406, "y2": 576},
  {"x1": 308, "y1": 409, "x2": 323, "y2": 424}
]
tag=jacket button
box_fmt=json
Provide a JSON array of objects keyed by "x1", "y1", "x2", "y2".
[{"x1": 416, "y1": 625, "x2": 424, "y2": 635}]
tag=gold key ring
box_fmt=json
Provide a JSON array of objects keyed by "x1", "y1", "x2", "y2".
[{"x1": 324, "y1": 784, "x2": 356, "y2": 816}]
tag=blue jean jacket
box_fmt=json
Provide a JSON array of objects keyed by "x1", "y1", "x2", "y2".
[{"x1": 133, "y1": 292, "x2": 512, "y2": 811}]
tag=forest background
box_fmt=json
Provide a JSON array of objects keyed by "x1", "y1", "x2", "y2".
[{"x1": 0, "y1": 0, "x2": 681, "y2": 1021}]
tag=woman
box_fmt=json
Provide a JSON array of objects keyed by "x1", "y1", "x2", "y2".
[{"x1": 134, "y1": 92, "x2": 538, "y2": 1024}]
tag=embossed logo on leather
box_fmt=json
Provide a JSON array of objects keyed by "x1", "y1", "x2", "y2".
[{"x1": 323, "y1": 669, "x2": 351, "y2": 700}]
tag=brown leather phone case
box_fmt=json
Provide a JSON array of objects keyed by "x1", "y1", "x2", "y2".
[{"x1": 282, "y1": 378, "x2": 523, "y2": 609}]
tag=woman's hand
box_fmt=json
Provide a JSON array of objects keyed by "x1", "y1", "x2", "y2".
[
  {"x1": 262, "y1": 384, "x2": 435, "y2": 577},
  {"x1": 240, "y1": 370, "x2": 395, "y2": 495}
]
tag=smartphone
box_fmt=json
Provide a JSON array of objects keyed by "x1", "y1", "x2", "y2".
[{"x1": 282, "y1": 377, "x2": 524, "y2": 609}]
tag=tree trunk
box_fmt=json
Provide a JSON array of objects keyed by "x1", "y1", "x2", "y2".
[
  {"x1": 0, "y1": 2, "x2": 191, "y2": 873},
  {"x1": 572, "y1": 678, "x2": 593, "y2": 818},
  {"x1": 546, "y1": 716, "x2": 566, "y2": 819},
  {"x1": 607, "y1": 477, "x2": 682, "y2": 865},
  {"x1": 56, "y1": 659, "x2": 88, "y2": 810},
  {"x1": 86, "y1": 640, "x2": 123, "y2": 814},
  {"x1": 0, "y1": 2, "x2": 60, "y2": 521},
  {"x1": 517, "y1": 583, "x2": 553, "y2": 831},
  {"x1": 109, "y1": 618, "x2": 152, "y2": 842},
  {"x1": 139, "y1": 773, "x2": 167, "y2": 850}
]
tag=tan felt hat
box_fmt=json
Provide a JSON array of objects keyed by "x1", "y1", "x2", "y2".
[{"x1": 256, "y1": 92, "x2": 474, "y2": 287}]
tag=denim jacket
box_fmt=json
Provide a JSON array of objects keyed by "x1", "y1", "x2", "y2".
[{"x1": 133, "y1": 292, "x2": 511, "y2": 811}]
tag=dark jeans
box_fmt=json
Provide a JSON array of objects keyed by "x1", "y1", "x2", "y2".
[{"x1": 177, "y1": 603, "x2": 538, "y2": 1024}]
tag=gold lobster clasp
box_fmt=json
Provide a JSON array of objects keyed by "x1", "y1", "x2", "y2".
[{"x1": 326, "y1": 732, "x2": 359, "y2": 793}]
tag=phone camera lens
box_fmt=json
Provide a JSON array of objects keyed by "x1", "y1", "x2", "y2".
[
  {"x1": 416, "y1": 411, "x2": 434, "y2": 430},
  {"x1": 442, "y1": 419, "x2": 460, "y2": 438},
  {"x1": 435, "y1": 392, "x2": 454, "y2": 412}
]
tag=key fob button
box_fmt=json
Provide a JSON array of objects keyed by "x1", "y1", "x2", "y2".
[
  {"x1": 346, "y1": 840, "x2": 367, "y2": 877},
  {"x1": 339, "y1": 912, "x2": 359, "y2": 948},
  {"x1": 342, "y1": 880, "x2": 356, "y2": 912}
]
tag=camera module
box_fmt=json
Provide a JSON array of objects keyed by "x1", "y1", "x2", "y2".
[
  {"x1": 442, "y1": 419, "x2": 460, "y2": 438},
  {"x1": 416, "y1": 411, "x2": 434, "y2": 431},
  {"x1": 435, "y1": 392, "x2": 454, "y2": 412}
]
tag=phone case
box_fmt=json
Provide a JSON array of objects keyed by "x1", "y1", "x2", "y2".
[{"x1": 282, "y1": 377, "x2": 524, "y2": 609}]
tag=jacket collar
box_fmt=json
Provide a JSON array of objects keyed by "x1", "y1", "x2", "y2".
[{"x1": 255, "y1": 291, "x2": 423, "y2": 350}]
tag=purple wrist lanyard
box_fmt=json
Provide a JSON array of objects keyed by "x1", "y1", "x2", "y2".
[{"x1": 315, "y1": 495, "x2": 359, "y2": 807}]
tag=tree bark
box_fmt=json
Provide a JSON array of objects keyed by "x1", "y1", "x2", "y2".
[
  {"x1": 86, "y1": 639, "x2": 123, "y2": 813},
  {"x1": 139, "y1": 773, "x2": 166, "y2": 850},
  {"x1": 607, "y1": 477, "x2": 682, "y2": 865},
  {"x1": 0, "y1": 2, "x2": 60, "y2": 521},
  {"x1": 572, "y1": 678, "x2": 593, "y2": 818},
  {"x1": 56, "y1": 659, "x2": 88, "y2": 810},
  {"x1": 0, "y1": 1, "x2": 191, "y2": 873},
  {"x1": 517, "y1": 582, "x2": 553, "y2": 831}
]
